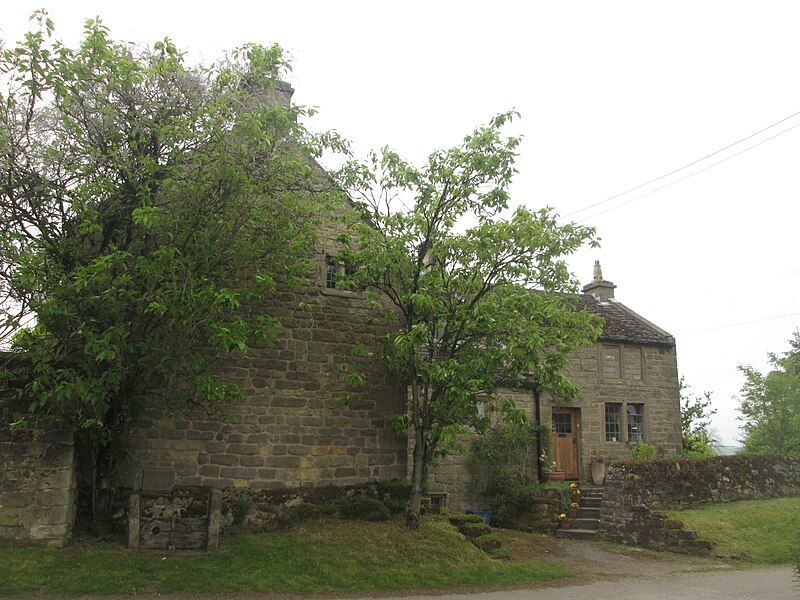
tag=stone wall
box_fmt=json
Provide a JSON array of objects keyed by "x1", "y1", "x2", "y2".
[
  {"x1": 124, "y1": 209, "x2": 408, "y2": 493},
  {"x1": 0, "y1": 396, "x2": 77, "y2": 548},
  {"x1": 600, "y1": 455, "x2": 800, "y2": 552}
]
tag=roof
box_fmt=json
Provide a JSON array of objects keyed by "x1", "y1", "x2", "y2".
[{"x1": 569, "y1": 294, "x2": 675, "y2": 347}]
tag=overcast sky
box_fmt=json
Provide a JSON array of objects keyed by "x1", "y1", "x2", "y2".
[{"x1": 3, "y1": 1, "x2": 798, "y2": 445}]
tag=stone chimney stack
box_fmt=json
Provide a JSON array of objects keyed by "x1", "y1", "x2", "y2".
[
  {"x1": 582, "y1": 260, "x2": 616, "y2": 301},
  {"x1": 242, "y1": 76, "x2": 295, "y2": 110}
]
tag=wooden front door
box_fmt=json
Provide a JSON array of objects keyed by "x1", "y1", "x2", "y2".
[{"x1": 551, "y1": 408, "x2": 580, "y2": 479}]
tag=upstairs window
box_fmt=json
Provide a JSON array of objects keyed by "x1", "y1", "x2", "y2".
[
  {"x1": 627, "y1": 403, "x2": 645, "y2": 442},
  {"x1": 325, "y1": 253, "x2": 338, "y2": 289},
  {"x1": 605, "y1": 403, "x2": 622, "y2": 442}
]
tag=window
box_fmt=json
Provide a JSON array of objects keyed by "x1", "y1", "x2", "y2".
[
  {"x1": 627, "y1": 403, "x2": 645, "y2": 442},
  {"x1": 324, "y1": 252, "x2": 357, "y2": 292},
  {"x1": 605, "y1": 403, "x2": 622, "y2": 442},
  {"x1": 552, "y1": 412, "x2": 572, "y2": 434},
  {"x1": 325, "y1": 253, "x2": 337, "y2": 289}
]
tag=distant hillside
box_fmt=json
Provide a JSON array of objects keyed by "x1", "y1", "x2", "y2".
[{"x1": 715, "y1": 445, "x2": 742, "y2": 456}]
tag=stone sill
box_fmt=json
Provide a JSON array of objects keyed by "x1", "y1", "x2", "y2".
[{"x1": 321, "y1": 287, "x2": 362, "y2": 299}]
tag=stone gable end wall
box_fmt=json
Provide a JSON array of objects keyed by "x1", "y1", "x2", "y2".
[{"x1": 124, "y1": 212, "x2": 408, "y2": 492}]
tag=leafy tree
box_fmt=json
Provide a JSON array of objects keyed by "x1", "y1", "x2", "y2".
[
  {"x1": 679, "y1": 377, "x2": 717, "y2": 457},
  {"x1": 0, "y1": 14, "x2": 342, "y2": 512},
  {"x1": 737, "y1": 330, "x2": 800, "y2": 455},
  {"x1": 336, "y1": 114, "x2": 603, "y2": 528}
]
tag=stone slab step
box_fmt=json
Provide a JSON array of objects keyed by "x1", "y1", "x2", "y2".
[
  {"x1": 557, "y1": 528, "x2": 600, "y2": 541},
  {"x1": 570, "y1": 518, "x2": 600, "y2": 530},
  {"x1": 575, "y1": 507, "x2": 600, "y2": 519},
  {"x1": 579, "y1": 497, "x2": 602, "y2": 508}
]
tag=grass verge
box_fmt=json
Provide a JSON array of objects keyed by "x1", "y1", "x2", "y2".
[
  {"x1": 666, "y1": 496, "x2": 800, "y2": 564},
  {"x1": 0, "y1": 517, "x2": 570, "y2": 596}
]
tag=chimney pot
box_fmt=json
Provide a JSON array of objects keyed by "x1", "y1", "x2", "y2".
[{"x1": 582, "y1": 260, "x2": 616, "y2": 301}]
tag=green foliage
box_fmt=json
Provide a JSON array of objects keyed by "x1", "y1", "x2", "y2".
[
  {"x1": 459, "y1": 522, "x2": 492, "y2": 538},
  {"x1": 472, "y1": 418, "x2": 549, "y2": 495},
  {"x1": 680, "y1": 378, "x2": 717, "y2": 456},
  {"x1": 471, "y1": 532, "x2": 502, "y2": 551},
  {"x1": 337, "y1": 497, "x2": 391, "y2": 521},
  {"x1": 376, "y1": 479, "x2": 412, "y2": 500},
  {"x1": 447, "y1": 513, "x2": 486, "y2": 526},
  {"x1": 737, "y1": 330, "x2": 800, "y2": 455},
  {"x1": 682, "y1": 430, "x2": 717, "y2": 458},
  {"x1": 487, "y1": 478, "x2": 569, "y2": 526},
  {"x1": 231, "y1": 499, "x2": 252, "y2": 524},
  {"x1": 0, "y1": 14, "x2": 345, "y2": 509},
  {"x1": 630, "y1": 441, "x2": 657, "y2": 461},
  {"x1": 335, "y1": 112, "x2": 603, "y2": 526},
  {"x1": 384, "y1": 498, "x2": 409, "y2": 514}
]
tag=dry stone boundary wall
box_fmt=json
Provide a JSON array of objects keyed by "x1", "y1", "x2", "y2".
[{"x1": 600, "y1": 454, "x2": 800, "y2": 554}]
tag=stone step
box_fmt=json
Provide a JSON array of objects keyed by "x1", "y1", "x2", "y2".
[
  {"x1": 557, "y1": 528, "x2": 600, "y2": 541},
  {"x1": 579, "y1": 497, "x2": 602, "y2": 508},
  {"x1": 570, "y1": 518, "x2": 600, "y2": 530},
  {"x1": 575, "y1": 507, "x2": 600, "y2": 519},
  {"x1": 578, "y1": 486, "x2": 605, "y2": 493}
]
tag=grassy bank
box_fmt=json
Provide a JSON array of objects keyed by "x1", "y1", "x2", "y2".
[
  {"x1": 666, "y1": 496, "x2": 800, "y2": 564},
  {"x1": 0, "y1": 517, "x2": 570, "y2": 596}
]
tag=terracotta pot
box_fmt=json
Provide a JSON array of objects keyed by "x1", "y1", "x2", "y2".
[
  {"x1": 544, "y1": 471, "x2": 566, "y2": 482},
  {"x1": 591, "y1": 460, "x2": 606, "y2": 486}
]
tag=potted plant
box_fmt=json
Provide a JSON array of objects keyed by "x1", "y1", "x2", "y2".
[
  {"x1": 590, "y1": 455, "x2": 606, "y2": 486},
  {"x1": 567, "y1": 501, "x2": 579, "y2": 518},
  {"x1": 543, "y1": 459, "x2": 565, "y2": 482}
]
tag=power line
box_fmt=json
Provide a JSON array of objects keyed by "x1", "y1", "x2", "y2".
[
  {"x1": 677, "y1": 311, "x2": 800, "y2": 336},
  {"x1": 564, "y1": 108, "x2": 800, "y2": 219},
  {"x1": 578, "y1": 121, "x2": 800, "y2": 222}
]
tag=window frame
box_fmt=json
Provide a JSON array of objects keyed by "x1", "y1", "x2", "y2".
[
  {"x1": 604, "y1": 402, "x2": 622, "y2": 442},
  {"x1": 627, "y1": 402, "x2": 645, "y2": 443},
  {"x1": 320, "y1": 250, "x2": 361, "y2": 298}
]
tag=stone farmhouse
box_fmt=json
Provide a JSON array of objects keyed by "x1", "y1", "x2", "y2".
[
  {"x1": 121, "y1": 86, "x2": 682, "y2": 509},
  {"x1": 0, "y1": 83, "x2": 682, "y2": 547}
]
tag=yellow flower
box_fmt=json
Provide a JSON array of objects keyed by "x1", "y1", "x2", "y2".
[
  {"x1": 570, "y1": 502, "x2": 579, "y2": 509},
  {"x1": 558, "y1": 513, "x2": 567, "y2": 519},
  {"x1": 569, "y1": 482, "x2": 578, "y2": 489},
  {"x1": 573, "y1": 489, "x2": 581, "y2": 495}
]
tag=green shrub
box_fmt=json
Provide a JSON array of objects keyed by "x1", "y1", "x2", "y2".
[
  {"x1": 448, "y1": 513, "x2": 485, "y2": 527},
  {"x1": 337, "y1": 497, "x2": 390, "y2": 521},
  {"x1": 376, "y1": 479, "x2": 411, "y2": 500},
  {"x1": 384, "y1": 498, "x2": 408, "y2": 514},
  {"x1": 316, "y1": 503, "x2": 337, "y2": 516},
  {"x1": 471, "y1": 532, "x2": 501, "y2": 551},
  {"x1": 631, "y1": 442, "x2": 657, "y2": 461},
  {"x1": 460, "y1": 522, "x2": 492, "y2": 538},
  {"x1": 231, "y1": 499, "x2": 251, "y2": 524},
  {"x1": 471, "y1": 420, "x2": 549, "y2": 496},
  {"x1": 488, "y1": 478, "x2": 568, "y2": 525},
  {"x1": 293, "y1": 502, "x2": 320, "y2": 520},
  {"x1": 257, "y1": 502, "x2": 277, "y2": 512}
]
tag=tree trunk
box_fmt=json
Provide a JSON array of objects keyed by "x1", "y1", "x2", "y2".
[{"x1": 407, "y1": 428, "x2": 426, "y2": 530}]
